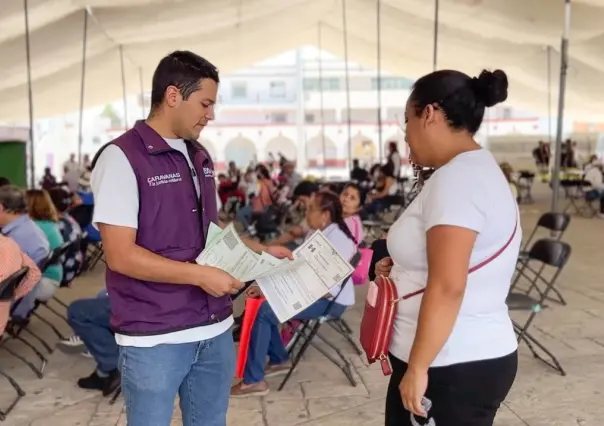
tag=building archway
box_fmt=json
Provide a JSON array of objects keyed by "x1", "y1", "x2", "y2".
[
  {"x1": 225, "y1": 137, "x2": 257, "y2": 168},
  {"x1": 351, "y1": 133, "x2": 377, "y2": 166},
  {"x1": 265, "y1": 136, "x2": 297, "y2": 164},
  {"x1": 307, "y1": 134, "x2": 338, "y2": 167}
]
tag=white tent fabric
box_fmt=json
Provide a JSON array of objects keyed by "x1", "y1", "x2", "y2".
[{"x1": 1, "y1": 0, "x2": 604, "y2": 123}]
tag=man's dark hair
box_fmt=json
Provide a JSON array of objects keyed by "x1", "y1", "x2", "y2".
[
  {"x1": 150, "y1": 51, "x2": 220, "y2": 110},
  {"x1": 47, "y1": 186, "x2": 72, "y2": 213},
  {"x1": 293, "y1": 181, "x2": 320, "y2": 199},
  {"x1": 0, "y1": 177, "x2": 10, "y2": 187}
]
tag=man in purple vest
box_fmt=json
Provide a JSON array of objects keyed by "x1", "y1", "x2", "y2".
[{"x1": 90, "y1": 51, "x2": 291, "y2": 426}]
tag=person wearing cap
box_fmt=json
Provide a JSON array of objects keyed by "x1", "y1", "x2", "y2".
[{"x1": 90, "y1": 51, "x2": 291, "y2": 426}]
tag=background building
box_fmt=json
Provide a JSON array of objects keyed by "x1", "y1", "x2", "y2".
[{"x1": 10, "y1": 46, "x2": 595, "y2": 182}]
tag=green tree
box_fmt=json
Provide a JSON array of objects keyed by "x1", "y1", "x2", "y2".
[{"x1": 101, "y1": 104, "x2": 123, "y2": 128}]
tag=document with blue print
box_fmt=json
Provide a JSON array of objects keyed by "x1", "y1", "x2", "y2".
[{"x1": 196, "y1": 223, "x2": 354, "y2": 322}]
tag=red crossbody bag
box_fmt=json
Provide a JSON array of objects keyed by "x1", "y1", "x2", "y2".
[{"x1": 360, "y1": 220, "x2": 518, "y2": 375}]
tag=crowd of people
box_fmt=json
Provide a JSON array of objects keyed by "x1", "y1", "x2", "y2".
[
  {"x1": 1, "y1": 48, "x2": 562, "y2": 426},
  {"x1": 0, "y1": 179, "x2": 87, "y2": 333},
  {"x1": 529, "y1": 138, "x2": 604, "y2": 217}
]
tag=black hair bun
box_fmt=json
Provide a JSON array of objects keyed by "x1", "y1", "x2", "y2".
[{"x1": 473, "y1": 69, "x2": 508, "y2": 107}]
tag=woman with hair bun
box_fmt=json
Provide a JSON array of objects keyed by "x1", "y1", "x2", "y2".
[{"x1": 375, "y1": 69, "x2": 521, "y2": 426}]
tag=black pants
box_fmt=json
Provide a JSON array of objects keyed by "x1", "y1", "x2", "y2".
[{"x1": 385, "y1": 351, "x2": 517, "y2": 426}]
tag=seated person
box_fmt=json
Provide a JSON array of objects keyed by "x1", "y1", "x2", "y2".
[
  {"x1": 500, "y1": 162, "x2": 519, "y2": 201},
  {"x1": 340, "y1": 182, "x2": 365, "y2": 244},
  {"x1": 236, "y1": 164, "x2": 275, "y2": 232},
  {"x1": 231, "y1": 191, "x2": 357, "y2": 397},
  {"x1": 362, "y1": 164, "x2": 399, "y2": 218},
  {"x1": 350, "y1": 158, "x2": 370, "y2": 183},
  {"x1": 583, "y1": 155, "x2": 604, "y2": 217},
  {"x1": 63, "y1": 294, "x2": 120, "y2": 395},
  {"x1": 0, "y1": 185, "x2": 50, "y2": 319},
  {"x1": 25, "y1": 189, "x2": 65, "y2": 304},
  {"x1": 270, "y1": 180, "x2": 320, "y2": 250},
  {"x1": 241, "y1": 169, "x2": 258, "y2": 203},
  {"x1": 48, "y1": 187, "x2": 84, "y2": 285},
  {"x1": 281, "y1": 162, "x2": 302, "y2": 198},
  {"x1": 0, "y1": 185, "x2": 50, "y2": 263},
  {"x1": 0, "y1": 235, "x2": 41, "y2": 335}
]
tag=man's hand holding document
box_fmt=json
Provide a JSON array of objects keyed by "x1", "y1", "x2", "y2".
[{"x1": 196, "y1": 223, "x2": 354, "y2": 322}]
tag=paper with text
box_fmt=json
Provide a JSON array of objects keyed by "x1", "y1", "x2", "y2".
[
  {"x1": 256, "y1": 230, "x2": 354, "y2": 322},
  {"x1": 195, "y1": 223, "x2": 260, "y2": 281}
]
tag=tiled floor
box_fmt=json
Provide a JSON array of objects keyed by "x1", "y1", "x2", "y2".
[{"x1": 1, "y1": 186, "x2": 603, "y2": 425}]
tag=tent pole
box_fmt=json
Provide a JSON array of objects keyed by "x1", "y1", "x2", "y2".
[
  {"x1": 23, "y1": 0, "x2": 35, "y2": 188},
  {"x1": 119, "y1": 45, "x2": 129, "y2": 130},
  {"x1": 342, "y1": 0, "x2": 352, "y2": 170},
  {"x1": 547, "y1": 45, "x2": 553, "y2": 145},
  {"x1": 376, "y1": 0, "x2": 383, "y2": 163},
  {"x1": 317, "y1": 23, "x2": 327, "y2": 177},
  {"x1": 77, "y1": 10, "x2": 89, "y2": 167},
  {"x1": 433, "y1": 0, "x2": 439, "y2": 71},
  {"x1": 551, "y1": 0, "x2": 572, "y2": 213},
  {"x1": 139, "y1": 67, "x2": 145, "y2": 118}
]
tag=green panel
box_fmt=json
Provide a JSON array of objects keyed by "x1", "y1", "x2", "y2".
[{"x1": 0, "y1": 140, "x2": 27, "y2": 187}]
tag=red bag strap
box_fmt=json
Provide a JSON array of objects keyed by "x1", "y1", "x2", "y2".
[{"x1": 398, "y1": 216, "x2": 518, "y2": 302}]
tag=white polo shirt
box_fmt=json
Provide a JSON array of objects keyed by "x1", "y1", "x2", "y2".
[{"x1": 387, "y1": 149, "x2": 521, "y2": 366}]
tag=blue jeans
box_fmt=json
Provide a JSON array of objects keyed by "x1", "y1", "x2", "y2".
[
  {"x1": 236, "y1": 205, "x2": 254, "y2": 230},
  {"x1": 363, "y1": 199, "x2": 387, "y2": 217},
  {"x1": 244, "y1": 299, "x2": 346, "y2": 384},
  {"x1": 119, "y1": 330, "x2": 235, "y2": 426},
  {"x1": 67, "y1": 296, "x2": 118, "y2": 374}
]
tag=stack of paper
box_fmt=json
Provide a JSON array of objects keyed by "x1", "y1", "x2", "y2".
[{"x1": 196, "y1": 223, "x2": 354, "y2": 322}]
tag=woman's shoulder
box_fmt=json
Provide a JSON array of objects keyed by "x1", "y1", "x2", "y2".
[
  {"x1": 0, "y1": 235, "x2": 20, "y2": 254},
  {"x1": 327, "y1": 224, "x2": 356, "y2": 254},
  {"x1": 39, "y1": 221, "x2": 64, "y2": 240}
]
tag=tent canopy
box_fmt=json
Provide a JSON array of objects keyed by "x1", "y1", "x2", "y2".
[{"x1": 1, "y1": 0, "x2": 604, "y2": 122}]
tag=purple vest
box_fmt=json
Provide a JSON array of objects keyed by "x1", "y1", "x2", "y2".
[{"x1": 99, "y1": 121, "x2": 232, "y2": 336}]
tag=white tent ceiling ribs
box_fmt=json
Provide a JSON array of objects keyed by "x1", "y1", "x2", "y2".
[{"x1": 0, "y1": 0, "x2": 603, "y2": 122}]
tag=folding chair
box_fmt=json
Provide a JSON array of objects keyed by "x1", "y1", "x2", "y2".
[
  {"x1": 517, "y1": 171, "x2": 535, "y2": 204},
  {"x1": 29, "y1": 246, "x2": 70, "y2": 341},
  {"x1": 277, "y1": 252, "x2": 362, "y2": 391},
  {"x1": 86, "y1": 247, "x2": 106, "y2": 271},
  {"x1": 35, "y1": 241, "x2": 74, "y2": 326},
  {"x1": 507, "y1": 238, "x2": 571, "y2": 376},
  {"x1": 51, "y1": 236, "x2": 86, "y2": 312},
  {"x1": 520, "y1": 212, "x2": 570, "y2": 254},
  {"x1": 512, "y1": 213, "x2": 570, "y2": 303},
  {"x1": 562, "y1": 180, "x2": 594, "y2": 217},
  {"x1": 0, "y1": 267, "x2": 30, "y2": 420}
]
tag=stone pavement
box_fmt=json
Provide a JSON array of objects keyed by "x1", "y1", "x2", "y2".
[{"x1": 1, "y1": 193, "x2": 604, "y2": 425}]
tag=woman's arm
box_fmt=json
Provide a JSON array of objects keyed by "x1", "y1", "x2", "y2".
[
  {"x1": 372, "y1": 178, "x2": 393, "y2": 199},
  {"x1": 407, "y1": 224, "x2": 476, "y2": 372}
]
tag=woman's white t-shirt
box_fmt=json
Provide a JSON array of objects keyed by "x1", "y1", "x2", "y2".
[{"x1": 387, "y1": 149, "x2": 521, "y2": 367}]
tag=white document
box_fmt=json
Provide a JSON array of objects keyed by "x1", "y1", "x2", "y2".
[
  {"x1": 196, "y1": 223, "x2": 260, "y2": 281},
  {"x1": 206, "y1": 222, "x2": 223, "y2": 246},
  {"x1": 256, "y1": 230, "x2": 354, "y2": 322},
  {"x1": 241, "y1": 251, "x2": 287, "y2": 282}
]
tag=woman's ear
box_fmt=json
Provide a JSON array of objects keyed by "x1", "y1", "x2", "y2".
[{"x1": 422, "y1": 104, "x2": 437, "y2": 127}]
